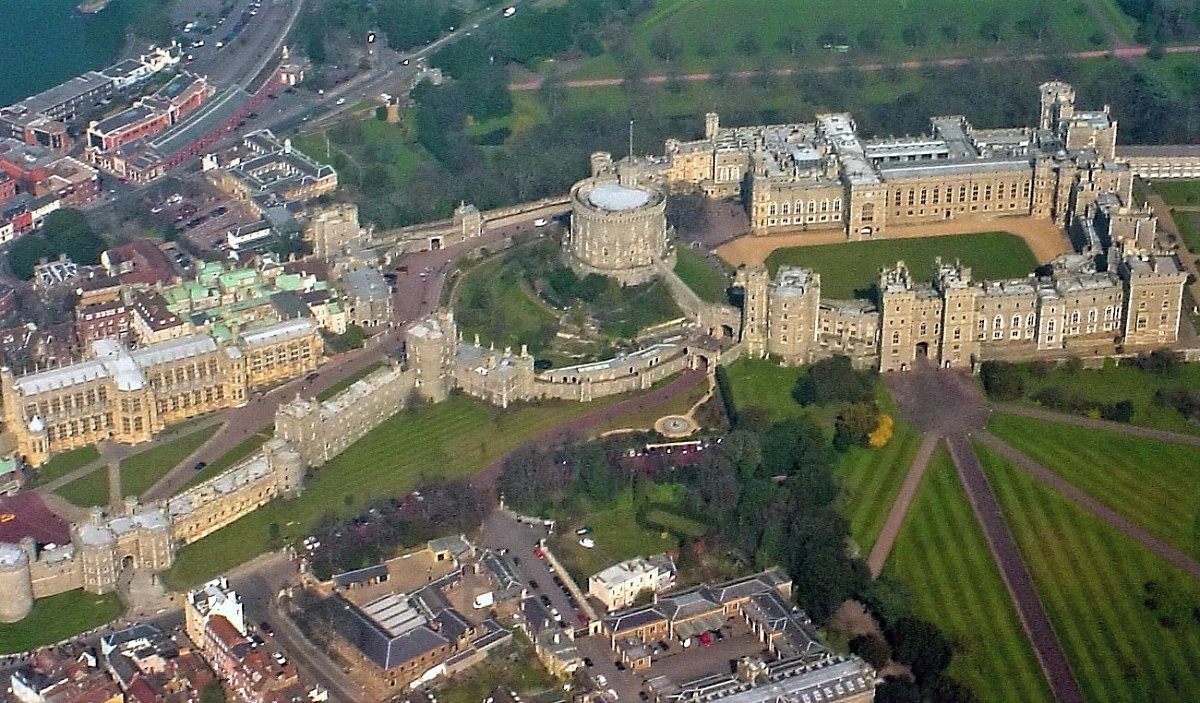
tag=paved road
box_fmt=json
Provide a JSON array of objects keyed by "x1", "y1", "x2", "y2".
[
  {"x1": 976, "y1": 432, "x2": 1200, "y2": 580},
  {"x1": 511, "y1": 44, "x2": 1200, "y2": 91},
  {"x1": 470, "y1": 368, "x2": 708, "y2": 492},
  {"x1": 945, "y1": 435, "x2": 1085, "y2": 703},
  {"x1": 996, "y1": 404, "x2": 1200, "y2": 447},
  {"x1": 865, "y1": 432, "x2": 940, "y2": 577},
  {"x1": 885, "y1": 364, "x2": 1082, "y2": 703}
]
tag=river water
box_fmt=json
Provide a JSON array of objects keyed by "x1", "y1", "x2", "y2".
[{"x1": 0, "y1": 0, "x2": 134, "y2": 106}]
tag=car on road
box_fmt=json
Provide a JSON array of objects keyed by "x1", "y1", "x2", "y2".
[
  {"x1": 259, "y1": 621, "x2": 274, "y2": 635},
  {"x1": 193, "y1": 461, "x2": 207, "y2": 471},
  {"x1": 699, "y1": 632, "x2": 713, "y2": 647},
  {"x1": 534, "y1": 218, "x2": 549, "y2": 227},
  {"x1": 583, "y1": 657, "x2": 594, "y2": 667},
  {"x1": 578, "y1": 537, "x2": 595, "y2": 549},
  {"x1": 575, "y1": 526, "x2": 592, "y2": 535},
  {"x1": 502, "y1": 6, "x2": 516, "y2": 17},
  {"x1": 533, "y1": 547, "x2": 545, "y2": 559},
  {"x1": 539, "y1": 594, "x2": 552, "y2": 607},
  {"x1": 335, "y1": 97, "x2": 346, "y2": 106},
  {"x1": 529, "y1": 579, "x2": 539, "y2": 590}
]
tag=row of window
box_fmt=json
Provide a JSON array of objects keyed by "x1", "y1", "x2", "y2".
[
  {"x1": 764, "y1": 198, "x2": 843, "y2": 217},
  {"x1": 46, "y1": 414, "x2": 112, "y2": 442},
  {"x1": 893, "y1": 181, "x2": 1031, "y2": 207}
]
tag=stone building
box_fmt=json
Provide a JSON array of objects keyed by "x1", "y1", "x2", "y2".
[
  {"x1": 2, "y1": 319, "x2": 320, "y2": 467},
  {"x1": 629, "y1": 81, "x2": 1200, "y2": 242},
  {"x1": 308, "y1": 203, "x2": 366, "y2": 260},
  {"x1": 564, "y1": 160, "x2": 674, "y2": 286}
]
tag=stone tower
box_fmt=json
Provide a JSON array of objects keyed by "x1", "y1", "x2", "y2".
[
  {"x1": 735, "y1": 265, "x2": 770, "y2": 358},
  {"x1": 1119, "y1": 248, "x2": 1189, "y2": 347},
  {"x1": 1039, "y1": 81, "x2": 1076, "y2": 132},
  {"x1": 564, "y1": 173, "x2": 671, "y2": 287},
  {"x1": 878, "y1": 262, "x2": 918, "y2": 372},
  {"x1": 766, "y1": 267, "x2": 821, "y2": 365},
  {"x1": 264, "y1": 438, "x2": 306, "y2": 499},
  {"x1": 0, "y1": 542, "x2": 33, "y2": 623},
  {"x1": 935, "y1": 260, "x2": 981, "y2": 369},
  {"x1": 73, "y1": 508, "x2": 118, "y2": 594},
  {"x1": 704, "y1": 112, "x2": 720, "y2": 140},
  {"x1": 406, "y1": 311, "x2": 457, "y2": 403}
]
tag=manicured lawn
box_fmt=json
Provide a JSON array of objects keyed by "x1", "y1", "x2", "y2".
[
  {"x1": 573, "y1": 0, "x2": 1113, "y2": 78},
  {"x1": 834, "y1": 411, "x2": 921, "y2": 554},
  {"x1": 184, "y1": 430, "x2": 272, "y2": 490},
  {"x1": 29, "y1": 446, "x2": 100, "y2": 487},
  {"x1": 643, "y1": 507, "x2": 707, "y2": 538},
  {"x1": 164, "y1": 393, "x2": 626, "y2": 589},
  {"x1": 1170, "y1": 210, "x2": 1200, "y2": 254},
  {"x1": 0, "y1": 589, "x2": 122, "y2": 654},
  {"x1": 884, "y1": 447, "x2": 1052, "y2": 703},
  {"x1": 1013, "y1": 359, "x2": 1200, "y2": 435},
  {"x1": 764, "y1": 232, "x2": 1039, "y2": 300},
  {"x1": 454, "y1": 253, "x2": 559, "y2": 353},
  {"x1": 1151, "y1": 179, "x2": 1200, "y2": 206},
  {"x1": 57, "y1": 425, "x2": 219, "y2": 507},
  {"x1": 987, "y1": 412, "x2": 1200, "y2": 558},
  {"x1": 594, "y1": 373, "x2": 709, "y2": 433},
  {"x1": 977, "y1": 442, "x2": 1200, "y2": 703},
  {"x1": 720, "y1": 357, "x2": 808, "y2": 423},
  {"x1": 316, "y1": 361, "x2": 386, "y2": 401},
  {"x1": 673, "y1": 247, "x2": 729, "y2": 303},
  {"x1": 550, "y1": 484, "x2": 681, "y2": 584}
]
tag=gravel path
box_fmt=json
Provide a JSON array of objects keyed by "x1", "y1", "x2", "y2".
[
  {"x1": 866, "y1": 432, "x2": 940, "y2": 577},
  {"x1": 977, "y1": 432, "x2": 1200, "y2": 580},
  {"x1": 946, "y1": 434, "x2": 1085, "y2": 703}
]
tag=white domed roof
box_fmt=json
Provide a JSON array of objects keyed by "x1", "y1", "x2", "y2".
[{"x1": 588, "y1": 182, "x2": 652, "y2": 211}]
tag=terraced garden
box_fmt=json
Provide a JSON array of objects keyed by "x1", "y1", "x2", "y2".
[
  {"x1": 976, "y1": 442, "x2": 1200, "y2": 703},
  {"x1": 885, "y1": 447, "x2": 1052, "y2": 703}
]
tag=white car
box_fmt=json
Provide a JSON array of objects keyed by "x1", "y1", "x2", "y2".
[
  {"x1": 335, "y1": 97, "x2": 346, "y2": 106},
  {"x1": 502, "y1": 6, "x2": 516, "y2": 17},
  {"x1": 534, "y1": 218, "x2": 548, "y2": 227},
  {"x1": 579, "y1": 537, "x2": 595, "y2": 549}
]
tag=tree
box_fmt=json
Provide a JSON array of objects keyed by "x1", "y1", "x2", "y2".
[
  {"x1": 979, "y1": 361, "x2": 1025, "y2": 401},
  {"x1": 875, "y1": 676, "x2": 922, "y2": 703},
  {"x1": 736, "y1": 32, "x2": 762, "y2": 55},
  {"x1": 7, "y1": 208, "x2": 107, "y2": 280},
  {"x1": 666, "y1": 193, "x2": 709, "y2": 237},
  {"x1": 649, "y1": 29, "x2": 682, "y2": 62},
  {"x1": 849, "y1": 633, "x2": 892, "y2": 669},
  {"x1": 200, "y1": 680, "x2": 227, "y2": 703},
  {"x1": 886, "y1": 616, "x2": 953, "y2": 684},
  {"x1": 834, "y1": 402, "x2": 881, "y2": 450},
  {"x1": 776, "y1": 27, "x2": 805, "y2": 56},
  {"x1": 792, "y1": 355, "x2": 877, "y2": 406}
]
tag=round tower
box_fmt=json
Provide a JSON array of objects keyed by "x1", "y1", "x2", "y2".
[
  {"x1": 565, "y1": 174, "x2": 669, "y2": 287},
  {"x1": 0, "y1": 542, "x2": 34, "y2": 622}
]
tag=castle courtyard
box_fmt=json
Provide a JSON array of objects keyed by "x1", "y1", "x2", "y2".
[{"x1": 715, "y1": 215, "x2": 1072, "y2": 268}]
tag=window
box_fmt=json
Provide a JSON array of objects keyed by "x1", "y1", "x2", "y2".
[
  {"x1": 833, "y1": 198, "x2": 842, "y2": 210},
  {"x1": 861, "y1": 203, "x2": 875, "y2": 223},
  {"x1": 892, "y1": 331, "x2": 900, "y2": 344},
  {"x1": 1070, "y1": 311, "x2": 1080, "y2": 325},
  {"x1": 1027, "y1": 313, "x2": 1036, "y2": 327},
  {"x1": 1012, "y1": 314, "x2": 1021, "y2": 328},
  {"x1": 780, "y1": 202, "x2": 790, "y2": 215},
  {"x1": 994, "y1": 315, "x2": 1004, "y2": 329},
  {"x1": 1087, "y1": 309, "x2": 1097, "y2": 323}
]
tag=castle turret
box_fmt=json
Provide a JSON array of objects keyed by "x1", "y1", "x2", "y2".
[
  {"x1": 1039, "y1": 81, "x2": 1076, "y2": 132},
  {"x1": 766, "y1": 267, "x2": 821, "y2": 365},
  {"x1": 734, "y1": 265, "x2": 770, "y2": 358},
  {"x1": 0, "y1": 543, "x2": 34, "y2": 623},
  {"x1": 406, "y1": 311, "x2": 457, "y2": 402},
  {"x1": 265, "y1": 438, "x2": 306, "y2": 498},
  {"x1": 704, "y1": 112, "x2": 720, "y2": 140}
]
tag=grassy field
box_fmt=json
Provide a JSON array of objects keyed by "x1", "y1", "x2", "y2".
[
  {"x1": 316, "y1": 361, "x2": 387, "y2": 401},
  {"x1": 884, "y1": 447, "x2": 1052, "y2": 703},
  {"x1": 1170, "y1": 210, "x2": 1200, "y2": 254},
  {"x1": 29, "y1": 446, "x2": 100, "y2": 487},
  {"x1": 1150, "y1": 180, "x2": 1200, "y2": 206},
  {"x1": 184, "y1": 430, "x2": 272, "y2": 489},
  {"x1": 834, "y1": 411, "x2": 922, "y2": 554},
  {"x1": 720, "y1": 358, "x2": 808, "y2": 423},
  {"x1": 164, "y1": 393, "x2": 626, "y2": 589},
  {"x1": 987, "y1": 412, "x2": 1200, "y2": 558},
  {"x1": 571, "y1": 0, "x2": 1115, "y2": 78},
  {"x1": 977, "y1": 442, "x2": 1200, "y2": 703},
  {"x1": 454, "y1": 253, "x2": 559, "y2": 352},
  {"x1": 594, "y1": 372, "x2": 709, "y2": 434},
  {"x1": 57, "y1": 425, "x2": 219, "y2": 507},
  {"x1": 0, "y1": 589, "x2": 122, "y2": 654},
  {"x1": 550, "y1": 486, "x2": 680, "y2": 584},
  {"x1": 673, "y1": 247, "x2": 728, "y2": 303},
  {"x1": 764, "y1": 232, "x2": 1039, "y2": 299},
  {"x1": 643, "y1": 507, "x2": 707, "y2": 537},
  {"x1": 1012, "y1": 359, "x2": 1200, "y2": 435}
]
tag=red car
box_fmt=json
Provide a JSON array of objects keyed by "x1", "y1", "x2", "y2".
[
  {"x1": 533, "y1": 547, "x2": 545, "y2": 559},
  {"x1": 698, "y1": 632, "x2": 713, "y2": 647}
]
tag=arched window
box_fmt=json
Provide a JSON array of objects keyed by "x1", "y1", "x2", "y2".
[
  {"x1": 821, "y1": 199, "x2": 829, "y2": 212},
  {"x1": 808, "y1": 201, "x2": 817, "y2": 213},
  {"x1": 833, "y1": 198, "x2": 842, "y2": 210},
  {"x1": 1012, "y1": 314, "x2": 1021, "y2": 328},
  {"x1": 1070, "y1": 311, "x2": 1080, "y2": 324},
  {"x1": 1027, "y1": 313, "x2": 1036, "y2": 327},
  {"x1": 994, "y1": 315, "x2": 1004, "y2": 329},
  {"x1": 1087, "y1": 309, "x2": 1097, "y2": 323},
  {"x1": 781, "y1": 202, "x2": 790, "y2": 215},
  {"x1": 795, "y1": 200, "x2": 804, "y2": 213}
]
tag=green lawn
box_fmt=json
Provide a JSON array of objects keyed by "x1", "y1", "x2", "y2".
[
  {"x1": 885, "y1": 447, "x2": 1052, "y2": 703},
  {"x1": 164, "y1": 393, "x2": 627, "y2": 589},
  {"x1": 316, "y1": 362, "x2": 386, "y2": 401},
  {"x1": 987, "y1": 412, "x2": 1200, "y2": 558},
  {"x1": 550, "y1": 488, "x2": 679, "y2": 585},
  {"x1": 643, "y1": 507, "x2": 707, "y2": 538},
  {"x1": 1012, "y1": 359, "x2": 1200, "y2": 435},
  {"x1": 720, "y1": 357, "x2": 808, "y2": 423},
  {"x1": 0, "y1": 589, "x2": 123, "y2": 654},
  {"x1": 184, "y1": 430, "x2": 272, "y2": 490},
  {"x1": 977, "y1": 442, "x2": 1200, "y2": 703},
  {"x1": 593, "y1": 279, "x2": 683, "y2": 338},
  {"x1": 29, "y1": 446, "x2": 100, "y2": 487},
  {"x1": 571, "y1": 0, "x2": 1114, "y2": 78},
  {"x1": 764, "y1": 232, "x2": 1039, "y2": 300},
  {"x1": 834, "y1": 411, "x2": 922, "y2": 554},
  {"x1": 57, "y1": 425, "x2": 219, "y2": 507},
  {"x1": 1150, "y1": 180, "x2": 1200, "y2": 206},
  {"x1": 1170, "y1": 210, "x2": 1200, "y2": 254},
  {"x1": 673, "y1": 247, "x2": 729, "y2": 303},
  {"x1": 594, "y1": 372, "x2": 709, "y2": 433},
  {"x1": 454, "y1": 253, "x2": 559, "y2": 353}
]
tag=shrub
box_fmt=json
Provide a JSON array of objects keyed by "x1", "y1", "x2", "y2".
[
  {"x1": 793, "y1": 355, "x2": 877, "y2": 406},
  {"x1": 979, "y1": 361, "x2": 1025, "y2": 400}
]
